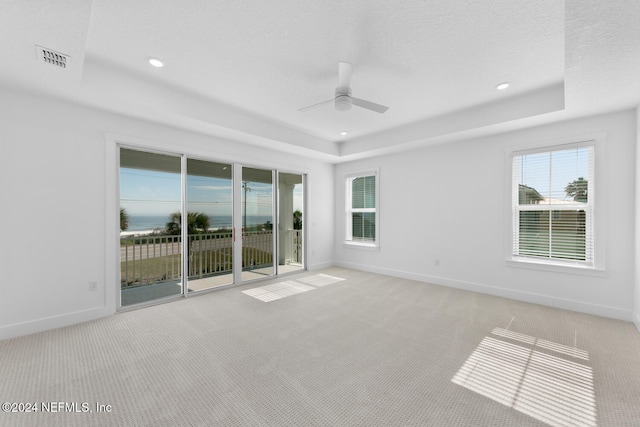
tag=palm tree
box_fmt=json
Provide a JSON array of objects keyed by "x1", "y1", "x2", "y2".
[
  {"x1": 164, "y1": 212, "x2": 211, "y2": 276},
  {"x1": 293, "y1": 210, "x2": 302, "y2": 230},
  {"x1": 165, "y1": 211, "x2": 211, "y2": 235},
  {"x1": 565, "y1": 177, "x2": 588, "y2": 202},
  {"x1": 190, "y1": 212, "x2": 210, "y2": 233},
  {"x1": 120, "y1": 208, "x2": 129, "y2": 231}
]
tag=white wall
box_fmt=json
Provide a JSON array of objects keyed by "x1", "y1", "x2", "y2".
[
  {"x1": 0, "y1": 86, "x2": 335, "y2": 340},
  {"x1": 635, "y1": 106, "x2": 640, "y2": 331},
  {"x1": 335, "y1": 110, "x2": 637, "y2": 321}
]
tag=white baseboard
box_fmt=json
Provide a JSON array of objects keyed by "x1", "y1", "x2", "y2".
[
  {"x1": 335, "y1": 261, "x2": 633, "y2": 321},
  {"x1": 308, "y1": 261, "x2": 335, "y2": 271},
  {"x1": 5, "y1": 265, "x2": 635, "y2": 339},
  {"x1": 0, "y1": 306, "x2": 113, "y2": 341}
]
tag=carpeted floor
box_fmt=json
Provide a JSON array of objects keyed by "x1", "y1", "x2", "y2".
[{"x1": 1, "y1": 267, "x2": 639, "y2": 426}]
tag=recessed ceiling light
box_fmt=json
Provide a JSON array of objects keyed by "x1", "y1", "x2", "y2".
[
  {"x1": 148, "y1": 57, "x2": 164, "y2": 68},
  {"x1": 496, "y1": 82, "x2": 510, "y2": 90},
  {"x1": 340, "y1": 131, "x2": 348, "y2": 136}
]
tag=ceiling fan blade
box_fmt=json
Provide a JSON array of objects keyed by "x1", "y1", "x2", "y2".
[
  {"x1": 351, "y1": 97, "x2": 389, "y2": 113},
  {"x1": 338, "y1": 62, "x2": 352, "y2": 92},
  {"x1": 298, "y1": 99, "x2": 334, "y2": 112}
]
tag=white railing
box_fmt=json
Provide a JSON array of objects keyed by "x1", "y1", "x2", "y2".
[
  {"x1": 242, "y1": 229, "x2": 273, "y2": 270},
  {"x1": 121, "y1": 229, "x2": 303, "y2": 287},
  {"x1": 290, "y1": 229, "x2": 303, "y2": 264},
  {"x1": 121, "y1": 231, "x2": 234, "y2": 287},
  {"x1": 121, "y1": 234, "x2": 184, "y2": 287}
]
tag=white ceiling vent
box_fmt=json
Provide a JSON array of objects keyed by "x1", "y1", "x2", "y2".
[{"x1": 35, "y1": 45, "x2": 71, "y2": 69}]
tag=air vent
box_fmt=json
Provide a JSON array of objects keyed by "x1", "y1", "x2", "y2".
[{"x1": 36, "y1": 45, "x2": 71, "y2": 69}]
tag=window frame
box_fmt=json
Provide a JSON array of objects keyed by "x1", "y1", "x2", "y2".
[
  {"x1": 505, "y1": 135, "x2": 605, "y2": 275},
  {"x1": 344, "y1": 170, "x2": 380, "y2": 249}
]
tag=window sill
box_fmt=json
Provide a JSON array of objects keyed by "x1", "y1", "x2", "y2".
[
  {"x1": 506, "y1": 258, "x2": 605, "y2": 277},
  {"x1": 343, "y1": 241, "x2": 380, "y2": 251}
]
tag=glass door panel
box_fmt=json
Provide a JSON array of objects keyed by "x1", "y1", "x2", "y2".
[
  {"x1": 241, "y1": 167, "x2": 274, "y2": 281},
  {"x1": 278, "y1": 172, "x2": 304, "y2": 274},
  {"x1": 186, "y1": 159, "x2": 234, "y2": 292},
  {"x1": 119, "y1": 148, "x2": 182, "y2": 306}
]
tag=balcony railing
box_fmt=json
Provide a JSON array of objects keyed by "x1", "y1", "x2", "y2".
[
  {"x1": 120, "y1": 229, "x2": 302, "y2": 288},
  {"x1": 121, "y1": 234, "x2": 183, "y2": 287},
  {"x1": 288, "y1": 228, "x2": 303, "y2": 264}
]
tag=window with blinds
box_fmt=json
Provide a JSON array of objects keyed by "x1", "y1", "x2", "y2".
[
  {"x1": 346, "y1": 173, "x2": 378, "y2": 245},
  {"x1": 512, "y1": 144, "x2": 594, "y2": 265}
]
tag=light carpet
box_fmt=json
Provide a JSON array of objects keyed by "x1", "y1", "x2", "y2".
[{"x1": 1, "y1": 267, "x2": 639, "y2": 426}]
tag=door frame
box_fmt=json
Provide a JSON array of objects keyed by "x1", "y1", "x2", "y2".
[{"x1": 108, "y1": 135, "x2": 308, "y2": 312}]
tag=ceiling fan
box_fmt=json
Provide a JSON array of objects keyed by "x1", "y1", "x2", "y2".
[{"x1": 299, "y1": 62, "x2": 389, "y2": 114}]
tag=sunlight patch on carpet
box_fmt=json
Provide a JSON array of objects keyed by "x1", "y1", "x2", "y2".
[
  {"x1": 296, "y1": 274, "x2": 346, "y2": 287},
  {"x1": 242, "y1": 274, "x2": 345, "y2": 302},
  {"x1": 452, "y1": 327, "x2": 596, "y2": 427}
]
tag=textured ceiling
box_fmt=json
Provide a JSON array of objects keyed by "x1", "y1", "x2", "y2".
[{"x1": 0, "y1": 0, "x2": 639, "y2": 162}]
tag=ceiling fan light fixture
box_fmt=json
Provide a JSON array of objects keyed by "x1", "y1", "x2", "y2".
[
  {"x1": 496, "y1": 82, "x2": 510, "y2": 90},
  {"x1": 299, "y1": 62, "x2": 388, "y2": 114},
  {"x1": 340, "y1": 131, "x2": 348, "y2": 136},
  {"x1": 335, "y1": 94, "x2": 352, "y2": 111}
]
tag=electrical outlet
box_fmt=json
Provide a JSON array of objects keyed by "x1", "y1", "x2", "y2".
[{"x1": 89, "y1": 281, "x2": 98, "y2": 291}]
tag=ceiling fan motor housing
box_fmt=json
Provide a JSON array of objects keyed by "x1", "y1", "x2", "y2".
[{"x1": 335, "y1": 88, "x2": 352, "y2": 111}]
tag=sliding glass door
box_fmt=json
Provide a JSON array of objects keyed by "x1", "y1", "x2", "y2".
[
  {"x1": 118, "y1": 147, "x2": 305, "y2": 308},
  {"x1": 241, "y1": 167, "x2": 275, "y2": 281},
  {"x1": 119, "y1": 148, "x2": 182, "y2": 306},
  {"x1": 186, "y1": 159, "x2": 234, "y2": 292},
  {"x1": 278, "y1": 172, "x2": 304, "y2": 274}
]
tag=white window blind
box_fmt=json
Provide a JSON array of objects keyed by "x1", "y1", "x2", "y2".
[
  {"x1": 512, "y1": 145, "x2": 594, "y2": 265},
  {"x1": 346, "y1": 174, "x2": 377, "y2": 244}
]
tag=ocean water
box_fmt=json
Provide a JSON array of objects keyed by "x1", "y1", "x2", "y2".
[{"x1": 125, "y1": 215, "x2": 273, "y2": 232}]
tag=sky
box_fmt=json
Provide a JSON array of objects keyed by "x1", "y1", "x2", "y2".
[
  {"x1": 515, "y1": 146, "x2": 591, "y2": 201},
  {"x1": 120, "y1": 168, "x2": 303, "y2": 218}
]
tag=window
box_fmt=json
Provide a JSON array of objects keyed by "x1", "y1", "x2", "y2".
[
  {"x1": 511, "y1": 143, "x2": 594, "y2": 266},
  {"x1": 345, "y1": 172, "x2": 378, "y2": 246}
]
